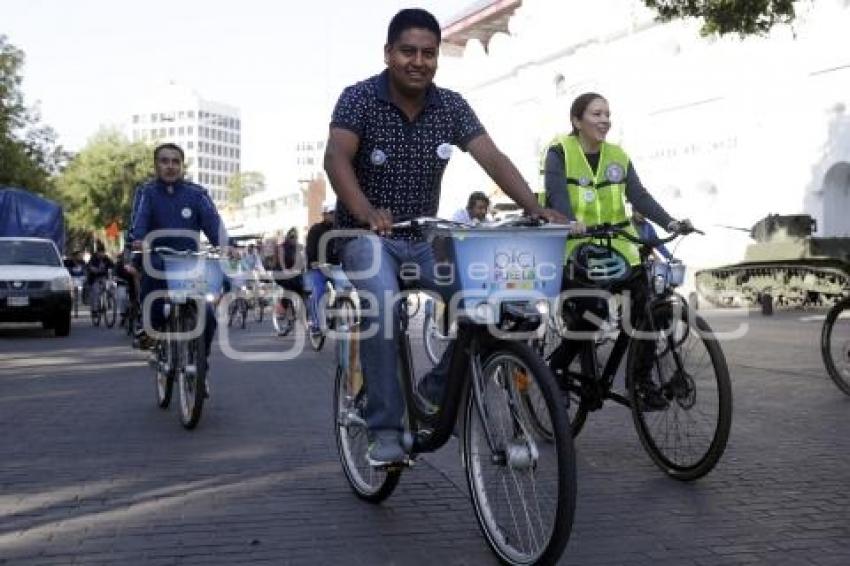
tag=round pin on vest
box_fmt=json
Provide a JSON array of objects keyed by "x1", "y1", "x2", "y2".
[
  {"x1": 436, "y1": 143, "x2": 453, "y2": 160},
  {"x1": 181, "y1": 207, "x2": 192, "y2": 219}
]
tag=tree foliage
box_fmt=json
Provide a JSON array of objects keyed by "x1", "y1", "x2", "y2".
[
  {"x1": 226, "y1": 171, "x2": 265, "y2": 207},
  {"x1": 0, "y1": 35, "x2": 68, "y2": 199},
  {"x1": 57, "y1": 128, "x2": 152, "y2": 231},
  {"x1": 643, "y1": 0, "x2": 797, "y2": 36}
]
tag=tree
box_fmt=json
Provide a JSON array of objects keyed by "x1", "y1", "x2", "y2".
[
  {"x1": 226, "y1": 171, "x2": 265, "y2": 208},
  {"x1": 57, "y1": 128, "x2": 152, "y2": 232},
  {"x1": 643, "y1": 0, "x2": 797, "y2": 36},
  {"x1": 0, "y1": 35, "x2": 68, "y2": 198}
]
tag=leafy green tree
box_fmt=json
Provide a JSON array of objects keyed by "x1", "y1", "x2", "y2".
[
  {"x1": 0, "y1": 35, "x2": 68, "y2": 198},
  {"x1": 57, "y1": 128, "x2": 152, "y2": 231},
  {"x1": 226, "y1": 171, "x2": 265, "y2": 208},
  {"x1": 643, "y1": 0, "x2": 797, "y2": 36}
]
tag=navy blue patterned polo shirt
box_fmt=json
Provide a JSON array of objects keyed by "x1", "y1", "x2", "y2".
[{"x1": 330, "y1": 69, "x2": 485, "y2": 239}]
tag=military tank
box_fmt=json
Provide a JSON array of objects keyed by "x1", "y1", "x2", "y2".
[{"x1": 695, "y1": 214, "x2": 850, "y2": 313}]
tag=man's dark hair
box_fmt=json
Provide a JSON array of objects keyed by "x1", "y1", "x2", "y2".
[
  {"x1": 153, "y1": 142, "x2": 185, "y2": 162},
  {"x1": 387, "y1": 8, "x2": 441, "y2": 46},
  {"x1": 467, "y1": 191, "x2": 490, "y2": 209}
]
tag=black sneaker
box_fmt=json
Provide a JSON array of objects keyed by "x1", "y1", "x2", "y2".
[{"x1": 635, "y1": 381, "x2": 669, "y2": 412}]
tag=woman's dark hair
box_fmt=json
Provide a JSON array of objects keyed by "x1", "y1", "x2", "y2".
[
  {"x1": 569, "y1": 92, "x2": 606, "y2": 135},
  {"x1": 387, "y1": 8, "x2": 441, "y2": 45},
  {"x1": 153, "y1": 142, "x2": 185, "y2": 162}
]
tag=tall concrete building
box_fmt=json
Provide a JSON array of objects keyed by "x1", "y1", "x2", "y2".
[{"x1": 127, "y1": 82, "x2": 241, "y2": 207}]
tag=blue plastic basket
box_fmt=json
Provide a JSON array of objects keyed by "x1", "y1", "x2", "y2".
[
  {"x1": 428, "y1": 225, "x2": 570, "y2": 311},
  {"x1": 162, "y1": 255, "x2": 224, "y2": 297}
]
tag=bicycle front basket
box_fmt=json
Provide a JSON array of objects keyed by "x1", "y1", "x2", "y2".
[
  {"x1": 162, "y1": 255, "x2": 224, "y2": 297},
  {"x1": 428, "y1": 225, "x2": 569, "y2": 312}
]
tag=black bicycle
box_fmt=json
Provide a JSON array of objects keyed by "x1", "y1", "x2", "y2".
[
  {"x1": 536, "y1": 223, "x2": 732, "y2": 481},
  {"x1": 334, "y1": 218, "x2": 576, "y2": 565},
  {"x1": 227, "y1": 278, "x2": 249, "y2": 330},
  {"x1": 821, "y1": 295, "x2": 850, "y2": 396},
  {"x1": 149, "y1": 247, "x2": 221, "y2": 429}
]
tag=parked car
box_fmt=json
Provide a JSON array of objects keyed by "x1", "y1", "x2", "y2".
[{"x1": 0, "y1": 237, "x2": 73, "y2": 336}]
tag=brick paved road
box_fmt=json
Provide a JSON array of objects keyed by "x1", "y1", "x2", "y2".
[{"x1": 1, "y1": 307, "x2": 848, "y2": 565}]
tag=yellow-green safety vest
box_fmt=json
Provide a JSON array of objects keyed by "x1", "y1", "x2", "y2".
[{"x1": 543, "y1": 134, "x2": 641, "y2": 266}]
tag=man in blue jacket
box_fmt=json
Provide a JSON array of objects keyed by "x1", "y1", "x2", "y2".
[{"x1": 131, "y1": 143, "x2": 229, "y2": 381}]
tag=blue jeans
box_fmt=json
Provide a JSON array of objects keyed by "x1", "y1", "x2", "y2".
[
  {"x1": 341, "y1": 236, "x2": 451, "y2": 433},
  {"x1": 304, "y1": 268, "x2": 328, "y2": 331},
  {"x1": 140, "y1": 255, "x2": 217, "y2": 356}
]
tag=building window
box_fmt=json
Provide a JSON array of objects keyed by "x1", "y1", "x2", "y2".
[
  {"x1": 188, "y1": 110, "x2": 195, "y2": 118},
  {"x1": 132, "y1": 115, "x2": 139, "y2": 124},
  {"x1": 179, "y1": 127, "x2": 185, "y2": 135},
  {"x1": 187, "y1": 126, "x2": 193, "y2": 135},
  {"x1": 236, "y1": 149, "x2": 240, "y2": 158},
  {"x1": 187, "y1": 141, "x2": 193, "y2": 149},
  {"x1": 168, "y1": 127, "x2": 175, "y2": 136},
  {"x1": 159, "y1": 127, "x2": 166, "y2": 136},
  {"x1": 151, "y1": 113, "x2": 158, "y2": 123},
  {"x1": 178, "y1": 111, "x2": 185, "y2": 119}
]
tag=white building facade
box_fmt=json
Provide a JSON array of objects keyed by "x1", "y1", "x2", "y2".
[
  {"x1": 438, "y1": 0, "x2": 850, "y2": 271},
  {"x1": 127, "y1": 83, "x2": 242, "y2": 207}
]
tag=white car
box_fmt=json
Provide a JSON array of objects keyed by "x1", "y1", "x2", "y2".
[{"x1": 0, "y1": 237, "x2": 73, "y2": 336}]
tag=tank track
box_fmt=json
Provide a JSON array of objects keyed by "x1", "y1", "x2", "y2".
[{"x1": 695, "y1": 262, "x2": 849, "y2": 308}]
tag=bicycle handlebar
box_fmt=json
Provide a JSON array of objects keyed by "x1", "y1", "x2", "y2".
[{"x1": 580, "y1": 222, "x2": 703, "y2": 247}]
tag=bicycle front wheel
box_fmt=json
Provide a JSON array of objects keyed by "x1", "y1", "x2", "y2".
[
  {"x1": 154, "y1": 337, "x2": 175, "y2": 409},
  {"x1": 464, "y1": 341, "x2": 576, "y2": 565},
  {"x1": 104, "y1": 290, "x2": 117, "y2": 328},
  {"x1": 333, "y1": 298, "x2": 400, "y2": 503},
  {"x1": 628, "y1": 303, "x2": 732, "y2": 480},
  {"x1": 822, "y1": 298, "x2": 850, "y2": 396},
  {"x1": 177, "y1": 305, "x2": 206, "y2": 429}
]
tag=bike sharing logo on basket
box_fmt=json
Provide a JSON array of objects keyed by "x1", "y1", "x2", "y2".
[{"x1": 493, "y1": 248, "x2": 537, "y2": 290}]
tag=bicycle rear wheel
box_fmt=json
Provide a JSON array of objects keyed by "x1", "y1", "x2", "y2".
[
  {"x1": 333, "y1": 298, "x2": 400, "y2": 502},
  {"x1": 464, "y1": 341, "x2": 576, "y2": 565},
  {"x1": 628, "y1": 303, "x2": 732, "y2": 480},
  {"x1": 821, "y1": 298, "x2": 850, "y2": 396},
  {"x1": 177, "y1": 305, "x2": 206, "y2": 429}
]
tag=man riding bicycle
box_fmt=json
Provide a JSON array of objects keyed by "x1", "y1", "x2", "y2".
[
  {"x1": 131, "y1": 142, "x2": 229, "y2": 395},
  {"x1": 86, "y1": 242, "x2": 114, "y2": 315},
  {"x1": 324, "y1": 8, "x2": 568, "y2": 467},
  {"x1": 303, "y1": 203, "x2": 338, "y2": 335}
]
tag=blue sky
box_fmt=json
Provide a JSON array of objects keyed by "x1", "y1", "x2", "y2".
[{"x1": 5, "y1": 0, "x2": 464, "y2": 183}]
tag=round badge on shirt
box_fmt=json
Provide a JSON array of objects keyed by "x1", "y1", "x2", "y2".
[
  {"x1": 436, "y1": 143, "x2": 453, "y2": 160},
  {"x1": 181, "y1": 207, "x2": 192, "y2": 219},
  {"x1": 578, "y1": 176, "x2": 591, "y2": 187},
  {"x1": 605, "y1": 163, "x2": 625, "y2": 183},
  {"x1": 370, "y1": 149, "x2": 387, "y2": 166},
  {"x1": 583, "y1": 189, "x2": 596, "y2": 203}
]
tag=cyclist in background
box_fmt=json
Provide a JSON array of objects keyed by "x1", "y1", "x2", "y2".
[{"x1": 131, "y1": 143, "x2": 229, "y2": 392}]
